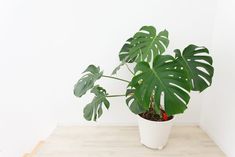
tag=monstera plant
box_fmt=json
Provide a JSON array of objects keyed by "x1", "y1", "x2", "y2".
[
  {"x1": 74, "y1": 25, "x2": 214, "y2": 149},
  {"x1": 74, "y1": 26, "x2": 214, "y2": 123}
]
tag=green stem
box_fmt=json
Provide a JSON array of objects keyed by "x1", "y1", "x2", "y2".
[
  {"x1": 106, "y1": 94, "x2": 126, "y2": 98},
  {"x1": 125, "y1": 64, "x2": 134, "y2": 75},
  {"x1": 102, "y1": 75, "x2": 130, "y2": 83}
]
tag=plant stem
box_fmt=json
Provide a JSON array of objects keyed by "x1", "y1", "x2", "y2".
[
  {"x1": 102, "y1": 75, "x2": 130, "y2": 83},
  {"x1": 106, "y1": 94, "x2": 126, "y2": 98},
  {"x1": 125, "y1": 64, "x2": 134, "y2": 75}
]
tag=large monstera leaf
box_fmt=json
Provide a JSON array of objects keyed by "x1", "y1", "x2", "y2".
[
  {"x1": 120, "y1": 26, "x2": 169, "y2": 63},
  {"x1": 74, "y1": 65, "x2": 103, "y2": 97},
  {"x1": 174, "y1": 45, "x2": 214, "y2": 92},
  {"x1": 83, "y1": 85, "x2": 110, "y2": 121},
  {"x1": 112, "y1": 26, "x2": 169, "y2": 75},
  {"x1": 128, "y1": 55, "x2": 190, "y2": 115}
]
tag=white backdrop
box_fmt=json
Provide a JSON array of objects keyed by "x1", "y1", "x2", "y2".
[
  {"x1": 0, "y1": 0, "x2": 219, "y2": 157},
  {"x1": 200, "y1": 0, "x2": 235, "y2": 157}
]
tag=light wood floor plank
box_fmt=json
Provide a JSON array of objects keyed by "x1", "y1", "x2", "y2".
[{"x1": 33, "y1": 126, "x2": 226, "y2": 157}]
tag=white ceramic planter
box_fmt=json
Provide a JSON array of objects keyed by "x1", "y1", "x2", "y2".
[{"x1": 137, "y1": 115, "x2": 174, "y2": 149}]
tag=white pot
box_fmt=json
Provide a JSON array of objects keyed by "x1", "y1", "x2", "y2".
[{"x1": 137, "y1": 115, "x2": 174, "y2": 149}]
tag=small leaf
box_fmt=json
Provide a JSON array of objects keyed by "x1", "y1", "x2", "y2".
[
  {"x1": 74, "y1": 65, "x2": 103, "y2": 97},
  {"x1": 83, "y1": 85, "x2": 110, "y2": 121},
  {"x1": 83, "y1": 65, "x2": 100, "y2": 74},
  {"x1": 112, "y1": 61, "x2": 125, "y2": 75}
]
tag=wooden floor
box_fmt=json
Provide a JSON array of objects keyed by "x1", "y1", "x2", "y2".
[{"x1": 33, "y1": 126, "x2": 226, "y2": 157}]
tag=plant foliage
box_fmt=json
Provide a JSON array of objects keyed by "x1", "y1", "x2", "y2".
[
  {"x1": 83, "y1": 85, "x2": 110, "y2": 121},
  {"x1": 120, "y1": 26, "x2": 169, "y2": 63},
  {"x1": 74, "y1": 25, "x2": 214, "y2": 121},
  {"x1": 126, "y1": 88, "x2": 147, "y2": 114},
  {"x1": 128, "y1": 55, "x2": 190, "y2": 115},
  {"x1": 174, "y1": 45, "x2": 214, "y2": 92},
  {"x1": 74, "y1": 65, "x2": 103, "y2": 97},
  {"x1": 113, "y1": 26, "x2": 169, "y2": 75}
]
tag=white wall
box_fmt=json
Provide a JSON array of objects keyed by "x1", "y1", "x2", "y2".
[
  {"x1": 200, "y1": 0, "x2": 235, "y2": 157},
  {"x1": 0, "y1": 0, "x2": 217, "y2": 157}
]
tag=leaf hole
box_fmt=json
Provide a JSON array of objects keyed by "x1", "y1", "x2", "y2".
[
  {"x1": 174, "y1": 93, "x2": 187, "y2": 105},
  {"x1": 198, "y1": 75, "x2": 210, "y2": 86},
  {"x1": 194, "y1": 59, "x2": 210, "y2": 64},
  {"x1": 193, "y1": 52, "x2": 210, "y2": 56},
  {"x1": 170, "y1": 82, "x2": 190, "y2": 94},
  {"x1": 196, "y1": 67, "x2": 210, "y2": 75},
  {"x1": 191, "y1": 79, "x2": 195, "y2": 88}
]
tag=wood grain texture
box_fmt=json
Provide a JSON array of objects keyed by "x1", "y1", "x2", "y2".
[
  {"x1": 33, "y1": 126, "x2": 226, "y2": 157},
  {"x1": 23, "y1": 153, "x2": 30, "y2": 157}
]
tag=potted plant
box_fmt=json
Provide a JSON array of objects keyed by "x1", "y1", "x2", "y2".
[{"x1": 74, "y1": 26, "x2": 214, "y2": 149}]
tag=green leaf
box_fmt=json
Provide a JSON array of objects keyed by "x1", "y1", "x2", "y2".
[
  {"x1": 120, "y1": 26, "x2": 169, "y2": 63},
  {"x1": 74, "y1": 65, "x2": 103, "y2": 97},
  {"x1": 126, "y1": 88, "x2": 147, "y2": 114},
  {"x1": 128, "y1": 55, "x2": 190, "y2": 115},
  {"x1": 174, "y1": 45, "x2": 214, "y2": 92},
  {"x1": 119, "y1": 38, "x2": 135, "y2": 63},
  {"x1": 83, "y1": 85, "x2": 110, "y2": 121},
  {"x1": 111, "y1": 61, "x2": 125, "y2": 75},
  {"x1": 113, "y1": 26, "x2": 169, "y2": 74},
  {"x1": 112, "y1": 38, "x2": 134, "y2": 75}
]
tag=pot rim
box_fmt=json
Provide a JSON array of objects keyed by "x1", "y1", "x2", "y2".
[{"x1": 138, "y1": 114, "x2": 174, "y2": 123}]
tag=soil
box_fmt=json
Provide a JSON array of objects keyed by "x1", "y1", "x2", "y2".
[{"x1": 139, "y1": 108, "x2": 173, "y2": 122}]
